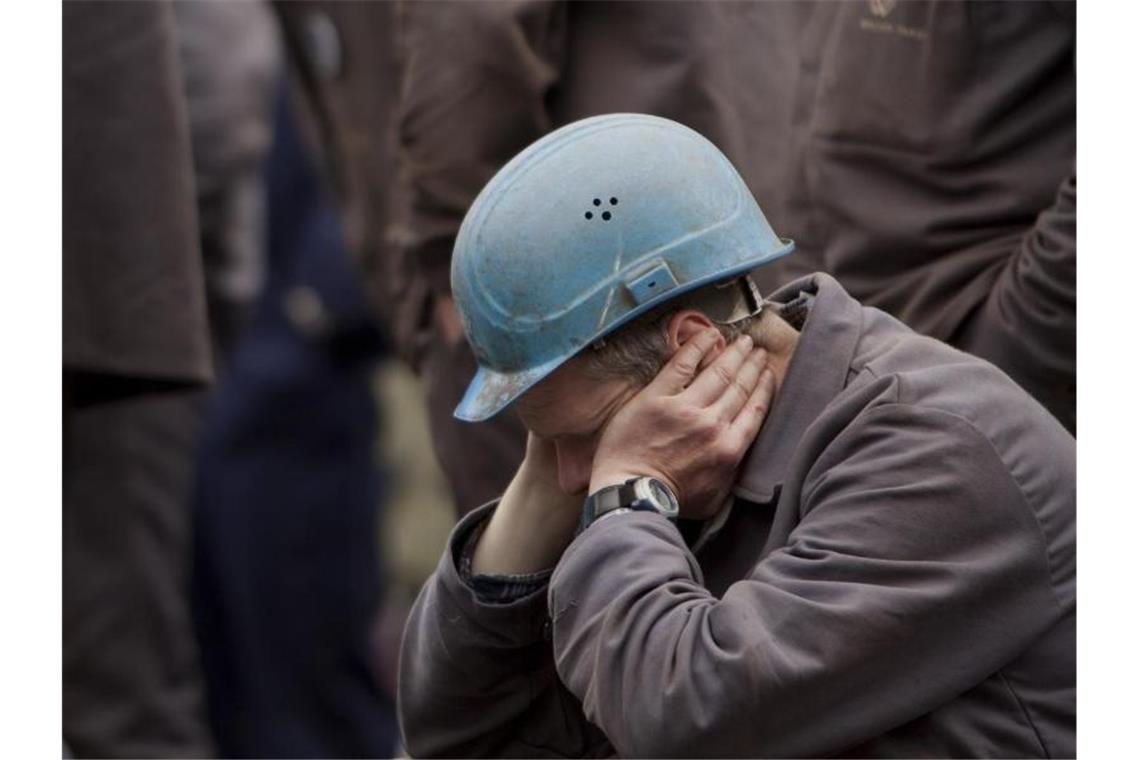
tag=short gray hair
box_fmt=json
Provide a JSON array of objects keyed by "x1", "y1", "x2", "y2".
[{"x1": 583, "y1": 286, "x2": 762, "y2": 386}]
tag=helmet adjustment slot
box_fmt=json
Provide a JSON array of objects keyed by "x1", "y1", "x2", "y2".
[{"x1": 625, "y1": 261, "x2": 680, "y2": 305}]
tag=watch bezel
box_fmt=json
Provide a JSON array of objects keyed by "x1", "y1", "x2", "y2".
[
  {"x1": 632, "y1": 477, "x2": 680, "y2": 518},
  {"x1": 581, "y1": 476, "x2": 680, "y2": 531}
]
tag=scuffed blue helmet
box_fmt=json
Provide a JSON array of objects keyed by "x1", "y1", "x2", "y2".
[{"x1": 452, "y1": 113, "x2": 793, "y2": 421}]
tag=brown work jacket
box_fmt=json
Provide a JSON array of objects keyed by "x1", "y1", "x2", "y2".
[
  {"x1": 63, "y1": 1, "x2": 212, "y2": 389},
  {"x1": 399, "y1": 273, "x2": 1075, "y2": 758},
  {"x1": 752, "y1": 2, "x2": 1076, "y2": 434}
]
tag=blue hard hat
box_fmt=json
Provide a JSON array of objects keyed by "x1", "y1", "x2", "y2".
[{"x1": 451, "y1": 113, "x2": 794, "y2": 422}]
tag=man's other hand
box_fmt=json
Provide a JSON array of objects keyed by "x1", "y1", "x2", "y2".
[{"x1": 471, "y1": 432, "x2": 583, "y2": 575}]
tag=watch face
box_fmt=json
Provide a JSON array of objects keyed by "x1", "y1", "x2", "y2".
[{"x1": 646, "y1": 479, "x2": 679, "y2": 516}]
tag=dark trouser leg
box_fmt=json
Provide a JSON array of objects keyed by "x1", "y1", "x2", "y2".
[{"x1": 63, "y1": 386, "x2": 215, "y2": 759}]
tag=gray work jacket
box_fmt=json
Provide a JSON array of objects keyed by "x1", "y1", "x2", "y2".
[{"x1": 398, "y1": 273, "x2": 1076, "y2": 758}]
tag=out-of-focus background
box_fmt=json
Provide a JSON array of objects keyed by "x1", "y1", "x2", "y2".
[{"x1": 61, "y1": 1, "x2": 1074, "y2": 757}]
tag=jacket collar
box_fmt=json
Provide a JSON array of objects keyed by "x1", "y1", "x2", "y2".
[{"x1": 733, "y1": 273, "x2": 864, "y2": 503}]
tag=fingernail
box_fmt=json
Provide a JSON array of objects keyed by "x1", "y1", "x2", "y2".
[{"x1": 737, "y1": 334, "x2": 752, "y2": 347}]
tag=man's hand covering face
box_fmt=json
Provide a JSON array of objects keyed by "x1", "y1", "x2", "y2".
[{"x1": 590, "y1": 329, "x2": 776, "y2": 519}]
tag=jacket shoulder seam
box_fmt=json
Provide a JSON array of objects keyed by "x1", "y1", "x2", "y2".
[{"x1": 997, "y1": 668, "x2": 1050, "y2": 757}]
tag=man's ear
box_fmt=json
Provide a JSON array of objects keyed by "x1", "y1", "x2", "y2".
[{"x1": 665, "y1": 310, "x2": 725, "y2": 370}]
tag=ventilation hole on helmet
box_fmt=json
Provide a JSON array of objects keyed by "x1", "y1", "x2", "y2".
[
  {"x1": 610, "y1": 197, "x2": 618, "y2": 205},
  {"x1": 593, "y1": 198, "x2": 602, "y2": 206},
  {"x1": 647, "y1": 281, "x2": 656, "y2": 288},
  {"x1": 602, "y1": 211, "x2": 612, "y2": 220},
  {"x1": 585, "y1": 211, "x2": 593, "y2": 220}
]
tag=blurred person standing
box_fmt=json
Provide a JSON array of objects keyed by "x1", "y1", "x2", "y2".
[{"x1": 63, "y1": 2, "x2": 215, "y2": 756}]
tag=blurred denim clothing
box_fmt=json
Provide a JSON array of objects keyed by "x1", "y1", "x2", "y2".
[
  {"x1": 174, "y1": 0, "x2": 281, "y2": 359},
  {"x1": 63, "y1": 2, "x2": 215, "y2": 756},
  {"x1": 190, "y1": 86, "x2": 395, "y2": 758}
]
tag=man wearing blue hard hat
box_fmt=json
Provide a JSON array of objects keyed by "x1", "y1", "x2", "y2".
[{"x1": 399, "y1": 114, "x2": 1075, "y2": 757}]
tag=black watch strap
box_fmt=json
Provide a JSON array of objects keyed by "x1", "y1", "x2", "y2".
[
  {"x1": 580, "y1": 477, "x2": 679, "y2": 532},
  {"x1": 590, "y1": 480, "x2": 640, "y2": 516}
]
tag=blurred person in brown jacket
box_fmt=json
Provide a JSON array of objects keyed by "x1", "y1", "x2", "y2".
[
  {"x1": 749, "y1": 2, "x2": 1076, "y2": 434},
  {"x1": 377, "y1": 0, "x2": 1075, "y2": 521},
  {"x1": 63, "y1": 2, "x2": 215, "y2": 756}
]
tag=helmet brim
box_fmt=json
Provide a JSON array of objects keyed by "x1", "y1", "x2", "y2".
[{"x1": 453, "y1": 354, "x2": 570, "y2": 422}]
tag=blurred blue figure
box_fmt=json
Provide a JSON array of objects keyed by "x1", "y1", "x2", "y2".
[{"x1": 190, "y1": 83, "x2": 395, "y2": 758}]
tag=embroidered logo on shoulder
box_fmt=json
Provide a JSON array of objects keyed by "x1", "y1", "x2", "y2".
[
  {"x1": 867, "y1": 0, "x2": 898, "y2": 18},
  {"x1": 860, "y1": 0, "x2": 928, "y2": 40}
]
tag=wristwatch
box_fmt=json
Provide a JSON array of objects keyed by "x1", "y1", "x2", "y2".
[{"x1": 580, "y1": 477, "x2": 680, "y2": 531}]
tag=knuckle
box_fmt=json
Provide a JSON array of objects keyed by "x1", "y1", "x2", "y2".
[
  {"x1": 714, "y1": 442, "x2": 738, "y2": 465},
  {"x1": 676, "y1": 404, "x2": 700, "y2": 424},
  {"x1": 696, "y1": 418, "x2": 719, "y2": 442},
  {"x1": 713, "y1": 364, "x2": 734, "y2": 386},
  {"x1": 674, "y1": 358, "x2": 698, "y2": 377},
  {"x1": 709, "y1": 418, "x2": 731, "y2": 441}
]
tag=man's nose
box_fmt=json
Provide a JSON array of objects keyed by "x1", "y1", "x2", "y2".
[{"x1": 555, "y1": 439, "x2": 593, "y2": 496}]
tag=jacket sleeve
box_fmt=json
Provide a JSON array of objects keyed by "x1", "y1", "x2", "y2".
[
  {"x1": 398, "y1": 503, "x2": 609, "y2": 758},
  {"x1": 390, "y1": 0, "x2": 566, "y2": 298},
  {"x1": 954, "y1": 172, "x2": 1076, "y2": 433},
  {"x1": 548, "y1": 404, "x2": 1066, "y2": 757}
]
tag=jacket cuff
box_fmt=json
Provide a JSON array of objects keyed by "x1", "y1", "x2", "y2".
[
  {"x1": 457, "y1": 513, "x2": 553, "y2": 603},
  {"x1": 436, "y1": 500, "x2": 552, "y2": 643}
]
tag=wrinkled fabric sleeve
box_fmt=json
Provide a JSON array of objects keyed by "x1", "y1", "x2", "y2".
[
  {"x1": 398, "y1": 502, "x2": 610, "y2": 758},
  {"x1": 549, "y1": 404, "x2": 1065, "y2": 757},
  {"x1": 390, "y1": 0, "x2": 566, "y2": 298},
  {"x1": 955, "y1": 173, "x2": 1076, "y2": 433}
]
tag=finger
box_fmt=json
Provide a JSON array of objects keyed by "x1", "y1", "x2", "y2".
[
  {"x1": 726, "y1": 366, "x2": 777, "y2": 448},
  {"x1": 649, "y1": 327, "x2": 722, "y2": 395},
  {"x1": 683, "y1": 333, "x2": 754, "y2": 406},
  {"x1": 709, "y1": 346, "x2": 768, "y2": 420}
]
